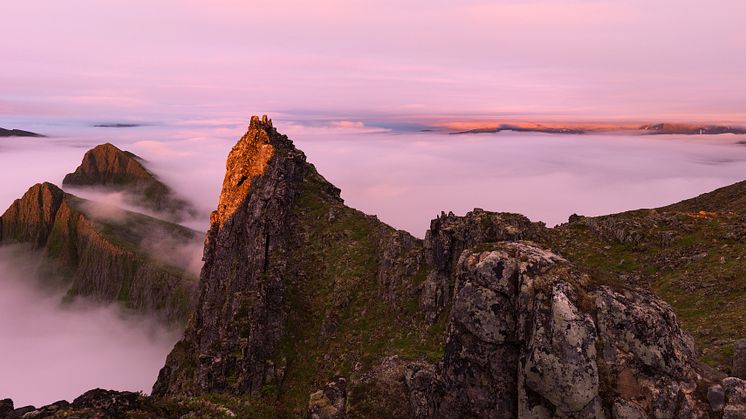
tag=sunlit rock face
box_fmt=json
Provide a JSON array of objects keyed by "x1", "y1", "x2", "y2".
[{"x1": 153, "y1": 115, "x2": 309, "y2": 395}]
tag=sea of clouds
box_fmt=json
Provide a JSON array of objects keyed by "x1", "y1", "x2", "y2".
[{"x1": 1, "y1": 118, "x2": 746, "y2": 406}]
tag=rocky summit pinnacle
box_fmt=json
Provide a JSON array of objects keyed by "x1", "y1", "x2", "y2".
[
  {"x1": 153, "y1": 114, "x2": 309, "y2": 396},
  {"x1": 214, "y1": 115, "x2": 283, "y2": 225},
  {"x1": 147, "y1": 116, "x2": 746, "y2": 417},
  {"x1": 63, "y1": 142, "x2": 197, "y2": 222}
]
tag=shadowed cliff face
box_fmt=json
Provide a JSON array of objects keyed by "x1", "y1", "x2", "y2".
[
  {"x1": 154, "y1": 115, "x2": 309, "y2": 396},
  {"x1": 150, "y1": 116, "x2": 746, "y2": 418},
  {"x1": 0, "y1": 182, "x2": 200, "y2": 323},
  {"x1": 63, "y1": 143, "x2": 197, "y2": 222}
]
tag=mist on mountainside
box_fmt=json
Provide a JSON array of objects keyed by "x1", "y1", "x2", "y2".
[{"x1": 0, "y1": 245, "x2": 181, "y2": 407}]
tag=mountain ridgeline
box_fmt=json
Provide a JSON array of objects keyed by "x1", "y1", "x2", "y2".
[
  {"x1": 0, "y1": 141, "x2": 205, "y2": 324},
  {"x1": 2, "y1": 116, "x2": 746, "y2": 418},
  {"x1": 0, "y1": 182, "x2": 199, "y2": 322},
  {"x1": 63, "y1": 143, "x2": 198, "y2": 222},
  {"x1": 149, "y1": 116, "x2": 745, "y2": 417}
]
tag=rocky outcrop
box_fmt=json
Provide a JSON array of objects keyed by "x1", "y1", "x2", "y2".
[
  {"x1": 420, "y1": 209, "x2": 546, "y2": 322},
  {"x1": 62, "y1": 143, "x2": 197, "y2": 222},
  {"x1": 0, "y1": 389, "x2": 158, "y2": 418},
  {"x1": 0, "y1": 182, "x2": 198, "y2": 322},
  {"x1": 307, "y1": 377, "x2": 347, "y2": 419},
  {"x1": 404, "y1": 241, "x2": 739, "y2": 418},
  {"x1": 147, "y1": 117, "x2": 746, "y2": 417},
  {"x1": 143, "y1": 116, "x2": 746, "y2": 417},
  {"x1": 153, "y1": 117, "x2": 434, "y2": 414}
]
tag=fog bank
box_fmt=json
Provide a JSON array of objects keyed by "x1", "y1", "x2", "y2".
[{"x1": 0, "y1": 246, "x2": 181, "y2": 407}]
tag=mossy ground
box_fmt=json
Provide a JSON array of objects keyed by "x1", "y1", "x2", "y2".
[
  {"x1": 545, "y1": 210, "x2": 746, "y2": 372},
  {"x1": 266, "y1": 165, "x2": 445, "y2": 416},
  {"x1": 148, "y1": 393, "x2": 277, "y2": 418}
]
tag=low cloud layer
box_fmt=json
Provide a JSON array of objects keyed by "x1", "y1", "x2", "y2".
[
  {"x1": 77, "y1": 198, "x2": 204, "y2": 277},
  {"x1": 0, "y1": 246, "x2": 181, "y2": 407},
  {"x1": 289, "y1": 126, "x2": 746, "y2": 237}
]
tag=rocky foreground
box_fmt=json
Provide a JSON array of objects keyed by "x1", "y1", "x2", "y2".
[{"x1": 2, "y1": 116, "x2": 746, "y2": 418}]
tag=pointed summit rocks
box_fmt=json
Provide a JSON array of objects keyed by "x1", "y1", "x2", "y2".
[
  {"x1": 154, "y1": 114, "x2": 310, "y2": 395},
  {"x1": 63, "y1": 143, "x2": 197, "y2": 222}
]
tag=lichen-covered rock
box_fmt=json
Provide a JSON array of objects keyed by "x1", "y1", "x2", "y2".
[
  {"x1": 406, "y1": 242, "x2": 720, "y2": 418},
  {"x1": 522, "y1": 282, "x2": 600, "y2": 415},
  {"x1": 420, "y1": 209, "x2": 546, "y2": 322},
  {"x1": 722, "y1": 378, "x2": 746, "y2": 419},
  {"x1": 307, "y1": 377, "x2": 347, "y2": 419}
]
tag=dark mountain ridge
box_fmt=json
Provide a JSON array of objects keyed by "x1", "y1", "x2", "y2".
[
  {"x1": 0, "y1": 127, "x2": 44, "y2": 137},
  {"x1": 450, "y1": 121, "x2": 746, "y2": 136}
]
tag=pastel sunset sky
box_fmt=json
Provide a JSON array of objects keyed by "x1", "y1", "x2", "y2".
[{"x1": 3, "y1": 0, "x2": 746, "y2": 126}]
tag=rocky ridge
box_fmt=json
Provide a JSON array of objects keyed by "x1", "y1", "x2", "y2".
[
  {"x1": 3, "y1": 116, "x2": 746, "y2": 418},
  {"x1": 63, "y1": 143, "x2": 197, "y2": 222}
]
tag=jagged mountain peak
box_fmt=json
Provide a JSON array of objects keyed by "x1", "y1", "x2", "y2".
[
  {"x1": 215, "y1": 115, "x2": 299, "y2": 225},
  {"x1": 63, "y1": 142, "x2": 151, "y2": 186},
  {"x1": 63, "y1": 142, "x2": 197, "y2": 222}
]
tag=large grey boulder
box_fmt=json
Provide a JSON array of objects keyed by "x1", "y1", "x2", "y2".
[{"x1": 405, "y1": 242, "x2": 716, "y2": 418}]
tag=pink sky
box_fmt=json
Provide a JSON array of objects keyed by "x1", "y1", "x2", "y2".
[{"x1": 2, "y1": 1, "x2": 746, "y2": 125}]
